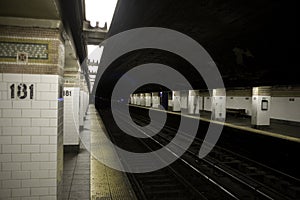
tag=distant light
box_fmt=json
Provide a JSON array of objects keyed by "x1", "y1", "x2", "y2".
[
  {"x1": 85, "y1": 0, "x2": 118, "y2": 29},
  {"x1": 87, "y1": 45, "x2": 104, "y2": 62}
]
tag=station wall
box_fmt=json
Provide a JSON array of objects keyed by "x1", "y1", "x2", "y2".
[
  {"x1": 205, "y1": 96, "x2": 300, "y2": 122},
  {"x1": 270, "y1": 97, "x2": 300, "y2": 122},
  {"x1": 135, "y1": 93, "x2": 300, "y2": 123}
]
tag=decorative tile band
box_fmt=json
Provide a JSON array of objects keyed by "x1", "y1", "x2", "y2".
[
  {"x1": 0, "y1": 37, "x2": 53, "y2": 64},
  {"x1": 0, "y1": 41, "x2": 48, "y2": 60}
]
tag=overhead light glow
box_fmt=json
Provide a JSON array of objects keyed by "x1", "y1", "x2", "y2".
[{"x1": 85, "y1": 0, "x2": 118, "y2": 29}]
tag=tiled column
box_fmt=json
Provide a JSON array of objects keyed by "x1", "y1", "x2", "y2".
[
  {"x1": 140, "y1": 93, "x2": 145, "y2": 106},
  {"x1": 199, "y1": 91, "x2": 208, "y2": 111},
  {"x1": 130, "y1": 94, "x2": 134, "y2": 104},
  {"x1": 151, "y1": 92, "x2": 160, "y2": 108},
  {"x1": 133, "y1": 94, "x2": 137, "y2": 105},
  {"x1": 136, "y1": 94, "x2": 141, "y2": 106},
  {"x1": 145, "y1": 93, "x2": 151, "y2": 107},
  {"x1": 198, "y1": 96, "x2": 204, "y2": 111},
  {"x1": 180, "y1": 90, "x2": 188, "y2": 111},
  {"x1": 212, "y1": 88, "x2": 226, "y2": 121},
  {"x1": 0, "y1": 26, "x2": 64, "y2": 199},
  {"x1": 251, "y1": 86, "x2": 271, "y2": 127},
  {"x1": 188, "y1": 90, "x2": 200, "y2": 114},
  {"x1": 63, "y1": 80, "x2": 80, "y2": 152},
  {"x1": 172, "y1": 91, "x2": 181, "y2": 111}
]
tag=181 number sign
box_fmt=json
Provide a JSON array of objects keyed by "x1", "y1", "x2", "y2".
[
  {"x1": 9, "y1": 83, "x2": 35, "y2": 100},
  {"x1": 63, "y1": 90, "x2": 72, "y2": 97}
]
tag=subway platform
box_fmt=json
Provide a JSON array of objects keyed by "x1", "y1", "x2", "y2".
[
  {"x1": 130, "y1": 104, "x2": 300, "y2": 143},
  {"x1": 63, "y1": 105, "x2": 136, "y2": 200}
]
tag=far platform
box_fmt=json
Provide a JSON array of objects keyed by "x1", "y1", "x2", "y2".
[{"x1": 130, "y1": 104, "x2": 300, "y2": 143}]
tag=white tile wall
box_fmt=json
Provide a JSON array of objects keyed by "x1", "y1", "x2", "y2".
[
  {"x1": 226, "y1": 96, "x2": 252, "y2": 115},
  {"x1": 11, "y1": 171, "x2": 30, "y2": 179},
  {"x1": 32, "y1": 101, "x2": 50, "y2": 109},
  {"x1": 0, "y1": 136, "x2": 11, "y2": 144},
  {"x1": 2, "y1": 163, "x2": 21, "y2": 171},
  {"x1": 0, "y1": 100, "x2": 12, "y2": 108},
  {"x1": 21, "y1": 145, "x2": 40, "y2": 153},
  {"x1": 3, "y1": 74, "x2": 22, "y2": 82},
  {"x1": 0, "y1": 171, "x2": 11, "y2": 179},
  {"x1": 271, "y1": 97, "x2": 300, "y2": 122},
  {"x1": 224, "y1": 96, "x2": 300, "y2": 122},
  {"x1": 12, "y1": 188, "x2": 30, "y2": 197},
  {"x1": 203, "y1": 96, "x2": 212, "y2": 111},
  {"x1": 21, "y1": 163, "x2": 40, "y2": 171},
  {"x1": 22, "y1": 109, "x2": 41, "y2": 118},
  {"x1": 12, "y1": 118, "x2": 31, "y2": 127},
  {"x1": 13, "y1": 101, "x2": 31, "y2": 109},
  {"x1": 41, "y1": 110, "x2": 57, "y2": 118},
  {"x1": 0, "y1": 73, "x2": 63, "y2": 199},
  {"x1": 3, "y1": 127, "x2": 22, "y2": 135},
  {"x1": 32, "y1": 119, "x2": 50, "y2": 127},
  {"x1": 22, "y1": 74, "x2": 40, "y2": 83},
  {"x1": 3, "y1": 109, "x2": 22, "y2": 118},
  {"x1": 12, "y1": 136, "x2": 31, "y2": 144},
  {"x1": 31, "y1": 136, "x2": 49, "y2": 144},
  {"x1": 0, "y1": 189, "x2": 11, "y2": 198},
  {"x1": 31, "y1": 187, "x2": 49, "y2": 196}
]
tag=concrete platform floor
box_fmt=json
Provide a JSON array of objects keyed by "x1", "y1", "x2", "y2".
[
  {"x1": 63, "y1": 105, "x2": 137, "y2": 200},
  {"x1": 63, "y1": 146, "x2": 90, "y2": 200}
]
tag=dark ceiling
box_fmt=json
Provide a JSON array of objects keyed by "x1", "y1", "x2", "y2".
[{"x1": 96, "y1": 0, "x2": 298, "y2": 97}]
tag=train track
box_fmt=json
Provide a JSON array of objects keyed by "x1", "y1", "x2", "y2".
[
  {"x1": 99, "y1": 107, "x2": 300, "y2": 199},
  {"x1": 102, "y1": 109, "x2": 234, "y2": 199}
]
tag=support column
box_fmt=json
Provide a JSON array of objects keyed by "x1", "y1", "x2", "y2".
[
  {"x1": 140, "y1": 93, "x2": 145, "y2": 106},
  {"x1": 63, "y1": 73, "x2": 80, "y2": 152},
  {"x1": 172, "y1": 91, "x2": 181, "y2": 111},
  {"x1": 0, "y1": 26, "x2": 64, "y2": 199},
  {"x1": 151, "y1": 92, "x2": 160, "y2": 108},
  {"x1": 145, "y1": 93, "x2": 151, "y2": 107},
  {"x1": 198, "y1": 96, "x2": 204, "y2": 111},
  {"x1": 136, "y1": 94, "x2": 141, "y2": 106},
  {"x1": 130, "y1": 94, "x2": 134, "y2": 104},
  {"x1": 199, "y1": 90, "x2": 208, "y2": 111},
  {"x1": 132, "y1": 94, "x2": 136, "y2": 105},
  {"x1": 212, "y1": 88, "x2": 226, "y2": 121},
  {"x1": 188, "y1": 90, "x2": 200, "y2": 114},
  {"x1": 180, "y1": 90, "x2": 188, "y2": 111},
  {"x1": 251, "y1": 86, "x2": 271, "y2": 127}
]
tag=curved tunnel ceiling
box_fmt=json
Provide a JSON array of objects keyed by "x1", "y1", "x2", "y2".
[{"x1": 96, "y1": 0, "x2": 298, "y2": 97}]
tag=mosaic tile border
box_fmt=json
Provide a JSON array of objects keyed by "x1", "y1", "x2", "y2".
[{"x1": 0, "y1": 37, "x2": 52, "y2": 64}]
